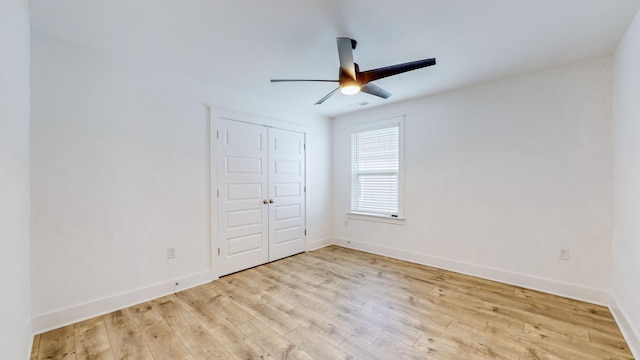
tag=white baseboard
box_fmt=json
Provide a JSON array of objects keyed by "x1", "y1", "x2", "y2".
[
  {"x1": 32, "y1": 271, "x2": 216, "y2": 334},
  {"x1": 307, "y1": 237, "x2": 333, "y2": 251},
  {"x1": 25, "y1": 318, "x2": 33, "y2": 360},
  {"x1": 330, "y1": 237, "x2": 610, "y2": 305},
  {"x1": 610, "y1": 294, "x2": 640, "y2": 358}
]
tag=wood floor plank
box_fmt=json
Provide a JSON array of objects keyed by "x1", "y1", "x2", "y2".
[
  {"x1": 73, "y1": 316, "x2": 104, "y2": 330},
  {"x1": 31, "y1": 334, "x2": 40, "y2": 359},
  {"x1": 209, "y1": 320, "x2": 272, "y2": 359},
  {"x1": 447, "y1": 320, "x2": 529, "y2": 359},
  {"x1": 151, "y1": 294, "x2": 197, "y2": 331},
  {"x1": 416, "y1": 322, "x2": 516, "y2": 360},
  {"x1": 31, "y1": 245, "x2": 634, "y2": 360},
  {"x1": 38, "y1": 325, "x2": 76, "y2": 360},
  {"x1": 485, "y1": 318, "x2": 525, "y2": 338},
  {"x1": 141, "y1": 323, "x2": 193, "y2": 360},
  {"x1": 270, "y1": 259, "x2": 448, "y2": 345},
  {"x1": 285, "y1": 327, "x2": 354, "y2": 360},
  {"x1": 107, "y1": 324, "x2": 154, "y2": 360},
  {"x1": 265, "y1": 259, "x2": 368, "y2": 308},
  {"x1": 248, "y1": 265, "x2": 378, "y2": 344},
  {"x1": 291, "y1": 253, "x2": 461, "y2": 333},
  {"x1": 216, "y1": 276, "x2": 301, "y2": 336},
  {"x1": 257, "y1": 289, "x2": 363, "y2": 343},
  {"x1": 238, "y1": 318, "x2": 314, "y2": 359},
  {"x1": 523, "y1": 322, "x2": 590, "y2": 345},
  {"x1": 128, "y1": 302, "x2": 168, "y2": 332},
  {"x1": 174, "y1": 290, "x2": 229, "y2": 331},
  {"x1": 103, "y1": 309, "x2": 136, "y2": 333},
  {"x1": 74, "y1": 321, "x2": 115, "y2": 360},
  {"x1": 196, "y1": 285, "x2": 254, "y2": 327},
  {"x1": 515, "y1": 288, "x2": 609, "y2": 317},
  {"x1": 175, "y1": 323, "x2": 232, "y2": 360},
  {"x1": 589, "y1": 330, "x2": 635, "y2": 358},
  {"x1": 371, "y1": 332, "x2": 433, "y2": 360},
  {"x1": 427, "y1": 284, "x2": 596, "y2": 341},
  {"x1": 353, "y1": 301, "x2": 424, "y2": 345},
  {"x1": 264, "y1": 260, "x2": 368, "y2": 309},
  {"x1": 338, "y1": 335, "x2": 395, "y2": 360}
]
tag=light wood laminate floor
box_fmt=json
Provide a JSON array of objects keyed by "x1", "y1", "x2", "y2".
[{"x1": 31, "y1": 245, "x2": 634, "y2": 359}]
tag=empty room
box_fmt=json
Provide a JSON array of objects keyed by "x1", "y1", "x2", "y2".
[{"x1": 3, "y1": 0, "x2": 640, "y2": 359}]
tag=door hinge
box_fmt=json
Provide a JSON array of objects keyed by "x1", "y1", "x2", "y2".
[
  {"x1": 218, "y1": 248, "x2": 220, "y2": 256},
  {"x1": 304, "y1": 143, "x2": 306, "y2": 150},
  {"x1": 304, "y1": 229, "x2": 307, "y2": 236},
  {"x1": 217, "y1": 189, "x2": 219, "y2": 198},
  {"x1": 216, "y1": 130, "x2": 219, "y2": 139},
  {"x1": 304, "y1": 186, "x2": 306, "y2": 193}
]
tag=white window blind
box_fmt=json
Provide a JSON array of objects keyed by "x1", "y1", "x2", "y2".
[{"x1": 351, "y1": 124, "x2": 400, "y2": 216}]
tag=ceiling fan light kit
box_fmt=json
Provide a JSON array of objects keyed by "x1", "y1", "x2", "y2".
[
  {"x1": 271, "y1": 37, "x2": 436, "y2": 105},
  {"x1": 340, "y1": 84, "x2": 361, "y2": 96}
]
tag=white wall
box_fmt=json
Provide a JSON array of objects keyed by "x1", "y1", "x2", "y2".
[
  {"x1": 29, "y1": 18, "x2": 636, "y2": 350},
  {"x1": 611, "y1": 9, "x2": 640, "y2": 356},
  {"x1": 30, "y1": 37, "x2": 331, "y2": 332},
  {"x1": 332, "y1": 58, "x2": 613, "y2": 304},
  {"x1": 0, "y1": 0, "x2": 32, "y2": 357}
]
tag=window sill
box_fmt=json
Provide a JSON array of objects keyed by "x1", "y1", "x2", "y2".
[{"x1": 346, "y1": 212, "x2": 405, "y2": 225}]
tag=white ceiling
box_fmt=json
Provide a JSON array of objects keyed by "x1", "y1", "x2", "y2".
[{"x1": 30, "y1": 0, "x2": 640, "y2": 117}]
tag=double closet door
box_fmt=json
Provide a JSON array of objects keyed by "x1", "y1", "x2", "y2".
[{"x1": 217, "y1": 119, "x2": 306, "y2": 276}]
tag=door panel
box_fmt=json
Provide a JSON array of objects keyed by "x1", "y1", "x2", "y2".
[
  {"x1": 274, "y1": 226, "x2": 302, "y2": 244},
  {"x1": 217, "y1": 119, "x2": 269, "y2": 276},
  {"x1": 226, "y1": 183, "x2": 262, "y2": 200},
  {"x1": 274, "y1": 204, "x2": 301, "y2": 221},
  {"x1": 217, "y1": 119, "x2": 306, "y2": 276},
  {"x1": 226, "y1": 157, "x2": 262, "y2": 174},
  {"x1": 274, "y1": 183, "x2": 301, "y2": 197},
  {"x1": 228, "y1": 233, "x2": 264, "y2": 255},
  {"x1": 268, "y1": 128, "x2": 306, "y2": 261},
  {"x1": 226, "y1": 209, "x2": 262, "y2": 228}
]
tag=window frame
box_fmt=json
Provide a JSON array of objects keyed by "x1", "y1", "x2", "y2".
[{"x1": 348, "y1": 116, "x2": 405, "y2": 223}]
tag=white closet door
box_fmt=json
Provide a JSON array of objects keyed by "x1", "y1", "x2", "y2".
[
  {"x1": 217, "y1": 119, "x2": 269, "y2": 276},
  {"x1": 268, "y1": 128, "x2": 306, "y2": 261}
]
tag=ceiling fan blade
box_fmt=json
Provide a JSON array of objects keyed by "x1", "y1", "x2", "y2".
[
  {"x1": 271, "y1": 79, "x2": 338, "y2": 83},
  {"x1": 360, "y1": 58, "x2": 436, "y2": 83},
  {"x1": 361, "y1": 83, "x2": 391, "y2": 99},
  {"x1": 337, "y1": 37, "x2": 357, "y2": 80},
  {"x1": 315, "y1": 88, "x2": 340, "y2": 105}
]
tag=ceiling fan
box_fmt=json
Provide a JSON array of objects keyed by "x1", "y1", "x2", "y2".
[{"x1": 271, "y1": 37, "x2": 436, "y2": 105}]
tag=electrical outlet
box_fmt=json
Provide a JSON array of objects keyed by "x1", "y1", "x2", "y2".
[
  {"x1": 344, "y1": 219, "x2": 349, "y2": 227},
  {"x1": 559, "y1": 248, "x2": 569, "y2": 260},
  {"x1": 167, "y1": 247, "x2": 176, "y2": 259}
]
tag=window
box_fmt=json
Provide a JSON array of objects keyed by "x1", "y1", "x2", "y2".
[{"x1": 350, "y1": 116, "x2": 404, "y2": 219}]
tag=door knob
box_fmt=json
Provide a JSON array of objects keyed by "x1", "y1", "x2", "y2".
[
  {"x1": 269, "y1": 199, "x2": 274, "y2": 203},
  {"x1": 263, "y1": 199, "x2": 269, "y2": 204}
]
